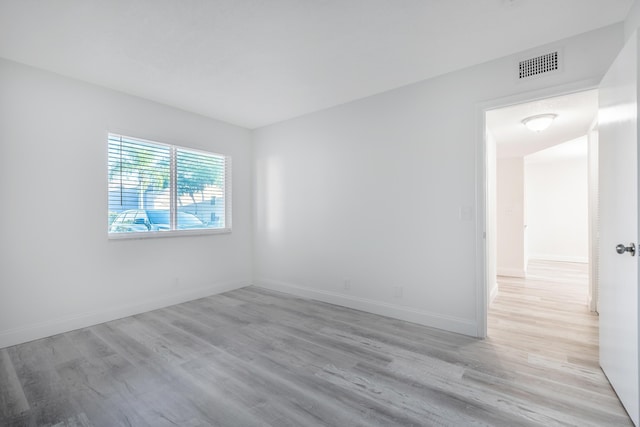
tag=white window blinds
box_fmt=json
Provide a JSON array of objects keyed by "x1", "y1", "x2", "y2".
[{"x1": 108, "y1": 133, "x2": 230, "y2": 236}]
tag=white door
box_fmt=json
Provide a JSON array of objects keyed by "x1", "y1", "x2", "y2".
[{"x1": 599, "y1": 31, "x2": 639, "y2": 426}]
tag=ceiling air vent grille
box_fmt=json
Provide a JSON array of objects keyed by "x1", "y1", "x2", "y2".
[{"x1": 519, "y1": 51, "x2": 559, "y2": 79}]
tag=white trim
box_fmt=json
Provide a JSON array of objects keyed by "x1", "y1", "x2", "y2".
[
  {"x1": 489, "y1": 282, "x2": 499, "y2": 304},
  {"x1": 0, "y1": 280, "x2": 248, "y2": 349},
  {"x1": 497, "y1": 268, "x2": 527, "y2": 278},
  {"x1": 255, "y1": 278, "x2": 478, "y2": 337},
  {"x1": 225, "y1": 155, "x2": 233, "y2": 230},
  {"x1": 528, "y1": 255, "x2": 589, "y2": 264},
  {"x1": 108, "y1": 227, "x2": 232, "y2": 240},
  {"x1": 476, "y1": 78, "x2": 600, "y2": 340},
  {"x1": 587, "y1": 293, "x2": 597, "y2": 314},
  {"x1": 587, "y1": 118, "x2": 600, "y2": 313},
  {"x1": 475, "y1": 96, "x2": 488, "y2": 338}
]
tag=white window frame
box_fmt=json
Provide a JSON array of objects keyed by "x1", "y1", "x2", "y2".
[{"x1": 107, "y1": 133, "x2": 232, "y2": 240}]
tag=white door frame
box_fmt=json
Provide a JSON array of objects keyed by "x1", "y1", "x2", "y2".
[
  {"x1": 475, "y1": 78, "x2": 600, "y2": 338},
  {"x1": 587, "y1": 118, "x2": 600, "y2": 313}
]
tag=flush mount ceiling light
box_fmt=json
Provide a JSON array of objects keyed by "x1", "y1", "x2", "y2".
[{"x1": 521, "y1": 113, "x2": 557, "y2": 132}]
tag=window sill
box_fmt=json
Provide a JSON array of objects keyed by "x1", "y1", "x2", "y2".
[{"x1": 108, "y1": 228, "x2": 232, "y2": 240}]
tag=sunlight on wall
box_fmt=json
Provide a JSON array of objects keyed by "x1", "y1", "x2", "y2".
[{"x1": 256, "y1": 157, "x2": 285, "y2": 237}]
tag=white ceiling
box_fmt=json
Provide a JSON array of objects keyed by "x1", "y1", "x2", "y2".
[
  {"x1": 487, "y1": 89, "x2": 598, "y2": 158},
  {"x1": 0, "y1": 0, "x2": 633, "y2": 129}
]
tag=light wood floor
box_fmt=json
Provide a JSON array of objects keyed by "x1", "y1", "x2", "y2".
[{"x1": 0, "y1": 261, "x2": 632, "y2": 426}]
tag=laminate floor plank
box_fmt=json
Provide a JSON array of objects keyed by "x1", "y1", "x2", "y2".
[
  {"x1": 0, "y1": 349, "x2": 30, "y2": 419},
  {"x1": 6, "y1": 341, "x2": 71, "y2": 410},
  {"x1": 0, "y1": 260, "x2": 633, "y2": 426},
  {"x1": 180, "y1": 348, "x2": 372, "y2": 427},
  {"x1": 92, "y1": 323, "x2": 268, "y2": 426}
]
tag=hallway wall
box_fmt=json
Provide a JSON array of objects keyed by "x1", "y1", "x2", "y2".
[{"x1": 525, "y1": 137, "x2": 589, "y2": 263}]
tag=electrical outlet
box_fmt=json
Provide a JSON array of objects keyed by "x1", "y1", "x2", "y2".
[
  {"x1": 393, "y1": 286, "x2": 403, "y2": 298},
  {"x1": 343, "y1": 279, "x2": 351, "y2": 290}
]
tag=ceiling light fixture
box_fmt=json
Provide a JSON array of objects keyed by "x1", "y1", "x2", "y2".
[{"x1": 521, "y1": 113, "x2": 557, "y2": 132}]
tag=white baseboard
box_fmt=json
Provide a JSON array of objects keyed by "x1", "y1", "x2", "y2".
[
  {"x1": 497, "y1": 268, "x2": 526, "y2": 278},
  {"x1": 489, "y1": 282, "x2": 499, "y2": 305},
  {"x1": 587, "y1": 294, "x2": 598, "y2": 313},
  {"x1": 528, "y1": 255, "x2": 588, "y2": 263},
  {"x1": 0, "y1": 280, "x2": 248, "y2": 349},
  {"x1": 254, "y1": 278, "x2": 478, "y2": 337}
]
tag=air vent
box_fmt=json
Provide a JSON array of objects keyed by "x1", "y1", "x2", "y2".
[{"x1": 519, "y1": 51, "x2": 559, "y2": 79}]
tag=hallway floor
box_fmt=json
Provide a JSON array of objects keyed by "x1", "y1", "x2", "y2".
[{"x1": 489, "y1": 260, "x2": 631, "y2": 425}]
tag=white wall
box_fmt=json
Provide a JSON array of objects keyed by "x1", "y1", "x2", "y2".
[
  {"x1": 496, "y1": 157, "x2": 526, "y2": 277},
  {"x1": 525, "y1": 137, "x2": 589, "y2": 263},
  {"x1": 0, "y1": 59, "x2": 253, "y2": 348},
  {"x1": 625, "y1": 0, "x2": 640, "y2": 40},
  {"x1": 253, "y1": 24, "x2": 623, "y2": 337}
]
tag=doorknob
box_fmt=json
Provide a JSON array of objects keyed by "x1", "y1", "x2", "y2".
[{"x1": 616, "y1": 243, "x2": 636, "y2": 256}]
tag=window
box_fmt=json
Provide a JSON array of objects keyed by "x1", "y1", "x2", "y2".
[{"x1": 108, "y1": 133, "x2": 230, "y2": 237}]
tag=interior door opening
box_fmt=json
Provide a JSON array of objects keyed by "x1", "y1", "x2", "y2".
[
  {"x1": 481, "y1": 90, "x2": 627, "y2": 419},
  {"x1": 479, "y1": 31, "x2": 640, "y2": 425},
  {"x1": 485, "y1": 90, "x2": 599, "y2": 331}
]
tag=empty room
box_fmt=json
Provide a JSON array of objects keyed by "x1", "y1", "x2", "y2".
[{"x1": 1, "y1": 1, "x2": 639, "y2": 426}]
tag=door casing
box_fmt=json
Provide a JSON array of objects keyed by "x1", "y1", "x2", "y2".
[{"x1": 476, "y1": 79, "x2": 600, "y2": 338}]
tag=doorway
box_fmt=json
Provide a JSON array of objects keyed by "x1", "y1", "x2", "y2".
[
  {"x1": 484, "y1": 89, "x2": 599, "y2": 337},
  {"x1": 475, "y1": 34, "x2": 640, "y2": 425}
]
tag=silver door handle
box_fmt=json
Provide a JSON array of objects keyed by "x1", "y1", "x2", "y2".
[{"x1": 616, "y1": 243, "x2": 636, "y2": 256}]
